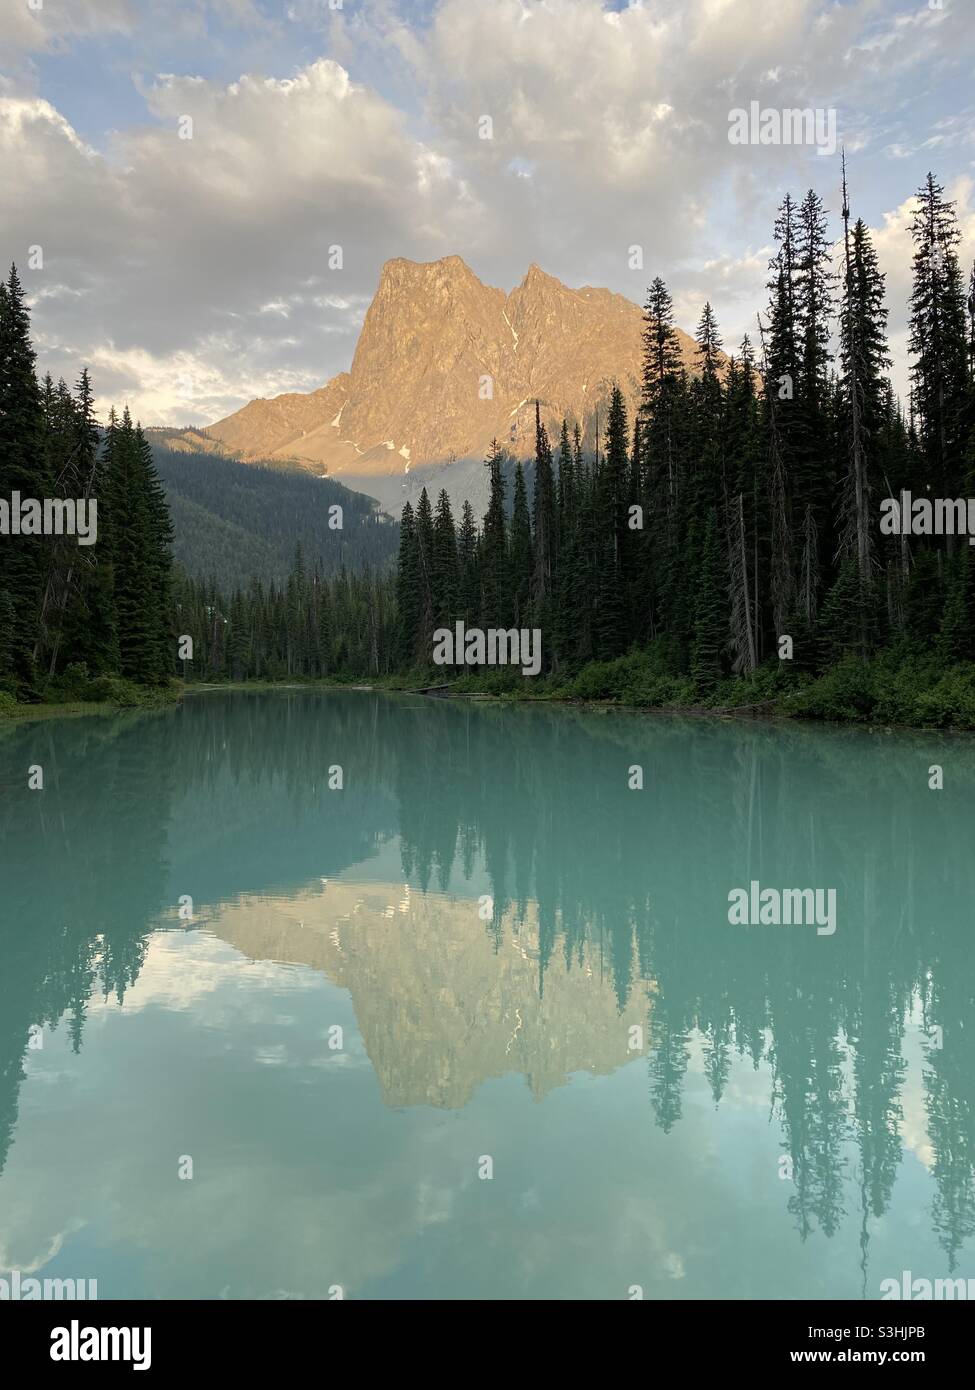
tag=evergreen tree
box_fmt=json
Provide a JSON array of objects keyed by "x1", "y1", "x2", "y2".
[
  {"x1": 480, "y1": 440, "x2": 509, "y2": 629},
  {"x1": 509, "y1": 464, "x2": 532, "y2": 626},
  {"x1": 457, "y1": 500, "x2": 480, "y2": 624},
  {"x1": 938, "y1": 546, "x2": 975, "y2": 663},
  {"x1": 909, "y1": 173, "x2": 970, "y2": 498},
  {"x1": 690, "y1": 509, "x2": 726, "y2": 692},
  {"x1": 557, "y1": 419, "x2": 574, "y2": 520},
  {"x1": 0, "y1": 264, "x2": 50, "y2": 689},
  {"x1": 59, "y1": 368, "x2": 120, "y2": 676},
  {"x1": 135, "y1": 423, "x2": 174, "y2": 680},
  {"x1": 414, "y1": 487, "x2": 435, "y2": 656},
  {"x1": 639, "y1": 276, "x2": 685, "y2": 636},
  {"x1": 818, "y1": 557, "x2": 865, "y2": 666},
  {"x1": 431, "y1": 488, "x2": 459, "y2": 626},
  {"x1": 594, "y1": 384, "x2": 628, "y2": 659},
  {"x1": 395, "y1": 502, "x2": 420, "y2": 666},
  {"x1": 109, "y1": 410, "x2": 157, "y2": 682},
  {"x1": 530, "y1": 402, "x2": 557, "y2": 620}
]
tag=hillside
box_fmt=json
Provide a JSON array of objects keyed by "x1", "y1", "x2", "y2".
[{"x1": 148, "y1": 432, "x2": 398, "y2": 589}]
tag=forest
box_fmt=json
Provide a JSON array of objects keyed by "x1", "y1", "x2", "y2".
[
  {"x1": 180, "y1": 170, "x2": 975, "y2": 728},
  {"x1": 3, "y1": 168, "x2": 975, "y2": 726},
  {"x1": 0, "y1": 263, "x2": 174, "y2": 708},
  {"x1": 151, "y1": 437, "x2": 398, "y2": 590}
]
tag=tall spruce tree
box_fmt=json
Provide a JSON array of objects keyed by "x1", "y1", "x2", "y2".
[
  {"x1": 0, "y1": 264, "x2": 50, "y2": 689},
  {"x1": 838, "y1": 159, "x2": 891, "y2": 655},
  {"x1": 594, "y1": 384, "x2": 628, "y2": 659},
  {"x1": 395, "y1": 501, "x2": 420, "y2": 666},
  {"x1": 457, "y1": 500, "x2": 480, "y2": 624},
  {"x1": 909, "y1": 173, "x2": 970, "y2": 499},
  {"x1": 509, "y1": 463, "x2": 532, "y2": 626},
  {"x1": 531, "y1": 402, "x2": 557, "y2": 622},
  {"x1": 135, "y1": 423, "x2": 174, "y2": 680},
  {"x1": 431, "y1": 488, "x2": 459, "y2": 626},
  {"x1": 690, "y1": 509, "x2": 727, "y2": 692},
  {"x1": 639, "y1": 277, "x2": 685, "y2": 637},
  {"x1": 481, "y1": 439, "x2": 509, "y2": 630}
]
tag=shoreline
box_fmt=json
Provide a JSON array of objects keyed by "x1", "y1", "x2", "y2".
[
  {"x1": 5, "y1": 674, "x2": 975, "y2": 736},
  {"x1": 0, "y1": 683, "x2": 183, "y2": 725},
  {"x1": 180, "y1": 678, "x2": 975, "y2": 736}
]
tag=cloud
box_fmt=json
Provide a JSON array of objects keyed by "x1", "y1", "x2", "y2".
[
  {"x1": 1, "y1": 1, "x2": 974, "y2": 424},
  {"x1": 0, "y1": 57, "x2": 481, "y2": 421},
  {"x1": 0, "y1": 0, "x2": 277, "y2": 57},
  {"x1": 0, "y1": 0, "x2": 132, "y2": 56}
]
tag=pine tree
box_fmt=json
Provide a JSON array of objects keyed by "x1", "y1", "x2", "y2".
[
  {"x1": 818, "y1": 557, "x2": 864, "y2": 666},
  {"x1": 639, "y1": 277, "x2": 685, "y2": 637},
  {"x1": 640, "y1": 276, "x2": 683, "y2": 507},
  {"x1": 557, "y1": 419, "x2": 574, "y2": 520},
  {"x1": 724, "y1": 337, "x2": 764, "y2": 669},
  {"x1": 530, "y1": 402, "x2": 557, "y2": 619},
  {"x1": 938, "y1": 546, "x2": 975, "y2": 663},
  {"x1": 838, "y1": 161, "x2": 892, "y2": 656},
  {"x1": 794, "y1": 188, "x2": 837, "y2": 582},
  {"x1": 135, "y1": 424, "x2": 174, "y2": 680},
  {"x1": 0, "y1": 264, "x2": 50, "y2": 689},
  {"x1": 690, "y1": 509, "x2": 726, "y2": 693},
  {"x1": 457, "y1": 500, "x2": 480, "y2": 624},
  {"x1": 509, "y1": 463, "x2": 532, "y2": 626},
  {"x1": 909, "y1": 173, "x2": 970, "y2": 498},
  {"x1": 594, "y1": 384, "x2": 628, "y2": 659},
  {"x1": 110, "y1": 410, "x2": 156, "y2": 682},
  {"x1": 50, "y1": 369, "x2": 120, "y2": 676},
  {"x1": 414, "y1": 487, "x2": 435, "y2": 656},
  {"x1": 480, "y1": 440, "x2": 509, "y2": 629},
  {"x1": 395, "y1": 502, "x2": 421, "y2": 666},
  {"x1": 431, "y1": 488, "x2": 459, "y2": 626}
]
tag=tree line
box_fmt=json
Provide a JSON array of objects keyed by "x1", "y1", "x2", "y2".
[
  {"x1": 5, "y1": 166, "x2": 975, "y2": 702},
  {"x1": 0, "y1": 265, "x2": 174, "y2": 699},
  {"x1": 387, "y1": 167, "x2": 975, "y2": 691},
  {"x1": 152, "y1": 438, "x2": 398, "y2": 590}
]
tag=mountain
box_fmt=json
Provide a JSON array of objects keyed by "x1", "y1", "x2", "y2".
[
  {"x1": 198, "y1": 256, "x2": 712, "y2": 515},
  {"x1": 205, "y1": 876, "x2": 655, "y2": 1110},
  {"x1": 148, "y1": 430, "x2": 397, "y2": 589}
]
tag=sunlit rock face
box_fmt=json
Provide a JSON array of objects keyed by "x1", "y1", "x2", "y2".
[
  {"x1": 207, "y1": 877, "x2": 655, "y2": 1109},
  {"x1": 202, "y1": 256, "x2": 711, "y2": 509}
]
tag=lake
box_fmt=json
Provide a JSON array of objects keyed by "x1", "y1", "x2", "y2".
[{"x1": 1, "y1": 690, "x2": 973, "y2": 1300}]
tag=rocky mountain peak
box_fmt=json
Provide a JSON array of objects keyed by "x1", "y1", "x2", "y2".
[{"x1": 205, "y1": 255, "x2": 713, "y2": 511}]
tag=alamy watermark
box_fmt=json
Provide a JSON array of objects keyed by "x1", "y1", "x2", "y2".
[
  {"x1": 1, "y1": 1269, "x2": 97, "y2": 1300},
  {"x1": 881, "y1": 1271, "x2": 975, "y2": 1300},
  {"x1": 728, "y1": 880, "x2": 837, "y2": 936},
  {"x1": 0, "y1": 492, "x2": 97, "y2": 544},
  {"x1": 432, "y1": 622, "x2": 542, "y2": 677},
  {"x1": 728, "y1": 102, "x2": 837, "y2": 157},
  {"x1": 50, "y1": 1321, "x2": 151, "y2": 1371},
  {"x1": 880, "y1": 491, "x2": 975, "y2": 546}
]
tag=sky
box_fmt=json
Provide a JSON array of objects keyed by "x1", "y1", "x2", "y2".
[{"x1": 1, "y1": 0, "x2": 973, "y2": 426}]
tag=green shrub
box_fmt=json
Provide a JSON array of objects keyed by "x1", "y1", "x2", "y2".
[
  {"x1": 59, "y1": 661, "x2": 91, "y2": 697},
  {"x1": 911, "y1": 667, "x2": 975, "y2": 729},
  {"x1": 786, "y1": 656, "x2": 878, "y2": 722},
  {"x1": 82, "y1": 674, "x2": 145, "y2": 706}
]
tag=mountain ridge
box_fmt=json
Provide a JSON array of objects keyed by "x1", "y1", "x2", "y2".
[{"x1": 198, "y1": 256, "x2": 715, "y2": 513}]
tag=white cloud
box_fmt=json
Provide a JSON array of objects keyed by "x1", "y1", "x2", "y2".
[
  {"x1": 0, "y1": 0, "x2": 132, "y2": 56},
  {"x1": 0, "y1": 56, "x2": 482, "y2": 421},
  {"x1": 2, "y1": 1, "x2": 974, "y2": 423}
]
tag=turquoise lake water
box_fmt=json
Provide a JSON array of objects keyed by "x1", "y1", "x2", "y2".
[{"x1": 1, "y1": 690, "x2": 973, "y2": 1299}]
